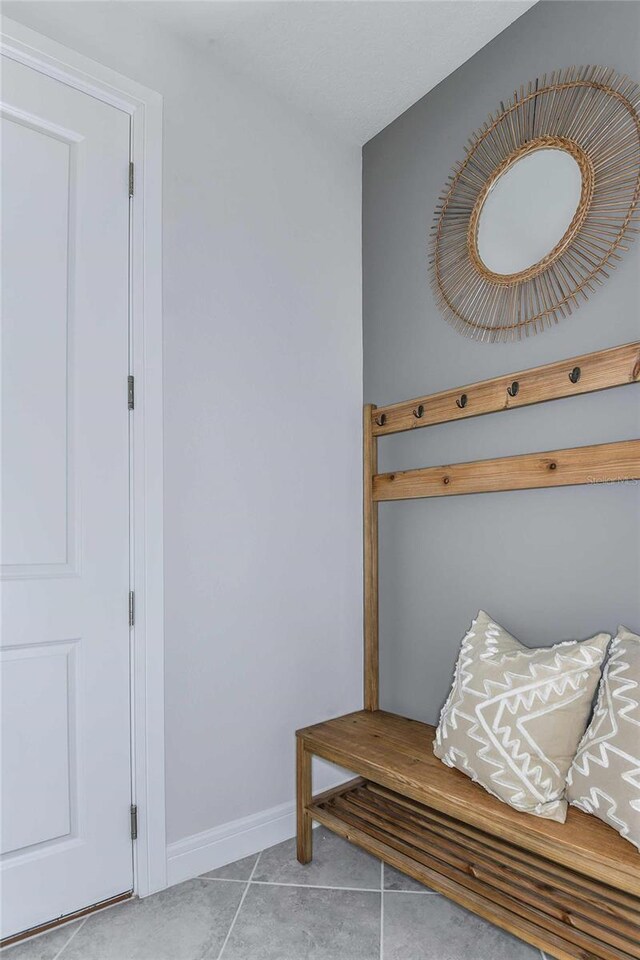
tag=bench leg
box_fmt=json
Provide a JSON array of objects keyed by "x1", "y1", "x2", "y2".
[{"x1": 296, "y1": 738, "x2": 312, "y2": 864}]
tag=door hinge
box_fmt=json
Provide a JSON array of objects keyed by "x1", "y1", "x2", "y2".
[
  {"x1": 128, "y1": 590, "x2": 135, "y2": 627},
  {"x1": 129, "y1": 161, "x2": 135, "y2": 198},
  {"x1": 128, "y1": 375, "x2": 135, "y2": 410},
  {"x1": 130, "y1": 804, "x2": 138, "y2": 841}
]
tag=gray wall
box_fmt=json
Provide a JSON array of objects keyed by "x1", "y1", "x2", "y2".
[{"x1": 363, "y1": 0, "x2": 640, "y2": 725}]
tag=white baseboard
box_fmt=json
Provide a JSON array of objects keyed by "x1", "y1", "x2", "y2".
[
  {"x1": 166, "y1": 790, "x2": 335, "y2": 888},
  {"x1": 166, "y1": 800, "x2": 295, "y2": 887},
  {"x1": 166, "y1": 760, "x2": 354, "y2": 889}
]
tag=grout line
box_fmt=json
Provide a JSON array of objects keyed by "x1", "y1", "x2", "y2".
[
  {"x1": 380, "y1": 861, "x2": 384, "y2": 960},
  {"x1": 51, "y1": 917, "x2": 87, "y2": 960},
  {"x1": 255, "y1": 879, "x2": 376, "y2": 892},
  {"x1": 251, "y1": 850, "x2": 263, "y2": 880},
  {"x1": 199, "y1": 876, "x2": 436, "y2": 894},
  {"x1": 199, "y1": 876, "x2": 252, "y2": 885},
  {"x1": 253, "y1": 879, "x2": 437, "y2": 894},
  {"x1": 216, "y1": 852, "x2": 262, "y2": 960},
  {"x1": 249, "y1": 849, "x2": 262, "y2": 882}
]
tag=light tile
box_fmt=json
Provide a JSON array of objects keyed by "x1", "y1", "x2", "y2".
[
  {"x1": 201, "y1": 853, "x2": 259, "y2": 882},
  {"x1": 220, "y1": 883, "x2": 380, "y2": 960},
  {"x1": 383, "y1": 892, "x2": 541, "y2": 960},
  {"x1": 0, "y1": 922, "x2": 83, "y2": 960},
  {"x1": 383, "y1": 863, "x2": 433, "y2": 893},
  {"x1": 253, "y1": 827, "x2": 381, "y2": 890},
  {"x1": 60, "y1": 880, "x2": 243, "y2": 960}
]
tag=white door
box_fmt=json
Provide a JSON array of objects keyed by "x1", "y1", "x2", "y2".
[{"x1": 1, "y1": 54, "x2": 133, "y2": 938}]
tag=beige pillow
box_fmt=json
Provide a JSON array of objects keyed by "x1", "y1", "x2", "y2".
[
  {"x1": 566, "y1": 626, "x2": 640, "y2": 851},
  {"x1": 433, "y1": 611, "x2": 610, "y2": 822}
]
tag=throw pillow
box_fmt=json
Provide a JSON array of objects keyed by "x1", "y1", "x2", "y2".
[
  {"x1": 433, "y1": 610, "x2": 610, "y2": 822},
  {"x1": 566, "y1": 626, "x2": 640, "y2": 850}
]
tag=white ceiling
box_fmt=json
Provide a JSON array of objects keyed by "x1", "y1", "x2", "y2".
[{"x1": 126, "y1": 1, "x2": 537, "y2": 143}]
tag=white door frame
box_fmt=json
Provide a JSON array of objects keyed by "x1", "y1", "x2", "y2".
[{"x1": 1, "y1": 18, "x2": 166, "y2": 898}]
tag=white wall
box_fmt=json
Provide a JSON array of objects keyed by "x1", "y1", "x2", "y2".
[{"x1": 5, "y1": 2, "x2": 363, "y2": 871}]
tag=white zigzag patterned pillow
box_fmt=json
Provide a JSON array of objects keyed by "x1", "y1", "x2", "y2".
[
  {"x1": 433, "y1": 611, "x2": 610, "y2": 822},
  {"x1": 566, "y1": 626, "x2": 640, "y2": 851}
]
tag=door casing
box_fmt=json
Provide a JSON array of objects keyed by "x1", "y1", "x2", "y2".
[{"x1": 0, "y1": 17, "x2": 166, "y2": 899}]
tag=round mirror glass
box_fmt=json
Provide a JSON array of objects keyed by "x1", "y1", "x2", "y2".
[{"x1": 476, "y1": 148, "x2": 583, "y2": 276}]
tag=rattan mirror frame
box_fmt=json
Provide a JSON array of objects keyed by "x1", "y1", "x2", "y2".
[{"x1": 430, "y1": 66, "x2": 640, "y2": 342}]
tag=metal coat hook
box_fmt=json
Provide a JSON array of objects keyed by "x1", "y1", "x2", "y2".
[
  {"x1": 456, "y1": 393, "x2": 468, "y2": 409},
  {"x1": 375, "y1": 413, "x2": 387, "y2": 427},
  {"x1": 507, "y1": 381, "x2": 519, "y2": 397},
  {"x1": 569, "y1": 366, "x2": 581, "y2": 384},
  {"x1": 413, "y1": 404, "x2": 424, "y2": 419}
]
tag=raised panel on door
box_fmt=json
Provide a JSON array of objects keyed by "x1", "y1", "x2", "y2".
[
  {"x1": 1, "y1": 116, "x2": 76, "y2": 577},
  {"x1": 1, "y1": 53, "x2": 133, "y2": 938},
  {"x1": 1, "y1": 644, "x2": 76, "y2": 854}
]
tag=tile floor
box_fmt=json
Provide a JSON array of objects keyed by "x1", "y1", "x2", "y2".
[{"x1": 3, "y1": 828, "x2": 552, "y2": 960}]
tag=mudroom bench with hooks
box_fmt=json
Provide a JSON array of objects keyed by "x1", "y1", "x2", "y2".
[{"x1": 296, "y1": 341, "x2": 640, "y2": 960}]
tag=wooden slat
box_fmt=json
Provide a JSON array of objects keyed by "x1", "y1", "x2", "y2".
[
  {"x1": 363, "y1": 404, "x2": 379, "y2": 711},
  {"x1": 357, "y1": 786, "x2": 640, "y2": 920},
  {"x1": 372, "y1": 439, "x2": 640, "y2": 502},
  {"x1": 370, "y1": 340, "x2": 640, "y2": 436},
  {"x1": 309, "y1": 783, "x2": 640, "y2": 960},
  {"x1": 323, "y1": 797, "x2": 638, "y2": 960},
  {"x1": 311, "y1": 777, "x2": 365, "y2": 805},
  {"x1": 336, "y1": 790, "x2": 640, "y2": 955},
  {"x1": 310, "y1": 804, "x2": 607, "y2": 960},
  {"x1": 365, "y1": 784, "x2": 640, "y2": 922},
  {"x1": 297, "y1": 711, "x2": 640, "y2": 896}
]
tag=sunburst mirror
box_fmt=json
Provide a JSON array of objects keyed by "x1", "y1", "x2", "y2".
[{"x1": 430, "y1": 66, "x2": 640, "y2": 342}]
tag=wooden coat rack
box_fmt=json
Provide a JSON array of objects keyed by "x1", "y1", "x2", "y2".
[{"x1": 297, "y1": 340, "x2": 640, "y2": 960}]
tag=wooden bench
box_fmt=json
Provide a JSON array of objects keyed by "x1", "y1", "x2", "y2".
[
  {"x1": 295, "y1": 344, "x2": 640, "y2": 960},
  {"x1": 297, "y1": 710, "x2": 640, "y2": 960}
]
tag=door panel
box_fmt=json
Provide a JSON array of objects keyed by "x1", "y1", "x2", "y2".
[
  {"x1": 2, "y1": 119, "x2": 71, "y2": 570},
  {"x1": 1, "y1": 54, "x2": 133, "y2": 937},
  {"x1": 1, "y1": 644, "x2": 74, "y2": 854}
]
